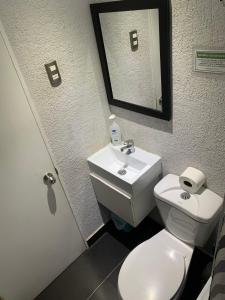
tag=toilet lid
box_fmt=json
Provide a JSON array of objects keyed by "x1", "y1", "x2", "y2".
[{"x1": 118, "y1": 240, "x2": 185, "y2": 300}]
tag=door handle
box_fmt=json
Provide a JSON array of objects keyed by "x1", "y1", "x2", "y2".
[{"x1": 43, "y1": 173, "x2": 56, "y2": 186}]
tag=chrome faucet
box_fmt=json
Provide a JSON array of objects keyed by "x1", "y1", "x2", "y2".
[{"x1": 120, "y1": 139, "x2": 135, "y2": 155}]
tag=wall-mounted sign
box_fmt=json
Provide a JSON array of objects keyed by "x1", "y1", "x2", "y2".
[{"x1": 194, "y1": 50, "x2": 225, "y2": 74}]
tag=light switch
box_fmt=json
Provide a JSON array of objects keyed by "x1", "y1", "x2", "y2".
[
  {"x1": 52, "y1": 73, "x2": 59, "y2": 80},
  {"x1": 129, "y1": 30, "x2": 138, "y2": 52},
  {"x1": 50, "y1": 65, "x2": 56, "y2": 72},
  {"x1": 45, "y1": 61, "x2": 62, "y2": 87}
]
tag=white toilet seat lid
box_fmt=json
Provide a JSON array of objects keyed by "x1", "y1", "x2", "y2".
[{"x1": 118, "y1": 240, "x2": 186, "y2": 300}]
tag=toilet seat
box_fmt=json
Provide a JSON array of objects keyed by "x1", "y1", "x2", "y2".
[{"x1": 118, "y1": 230, "x2": 189, "y2": 300}]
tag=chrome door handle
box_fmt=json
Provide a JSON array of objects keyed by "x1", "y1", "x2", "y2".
[{"x1": 43, "y1": 173, "x2": 56, "y2": 186}]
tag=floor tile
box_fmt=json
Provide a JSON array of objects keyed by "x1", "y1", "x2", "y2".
[
  {"x1": 106, "y1": 217, "x2": 163, "y2": 250},
  {"x1": 182, "y1": 248, "x2": 212, "y2": 300},
  {"x1": 106, "y1": 217, "x2": 213, "y2": 300},
  {"x1": 35, "y1": 217, "x2": 212, "y2": 300},
  {"x1": 88, "y1": 264, "x2": 122, "y2": 300},
  {"x1": 35, "y1": 234, "x2": 129, "y2": 300}
]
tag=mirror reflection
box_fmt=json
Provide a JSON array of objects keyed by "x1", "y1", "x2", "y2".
[{"x1": 100, "y1": 9, "x2": 162, "y2": 111}]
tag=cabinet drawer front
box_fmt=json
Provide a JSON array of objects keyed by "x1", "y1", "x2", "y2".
[{"x1": 90, "y1": 173, "x2": 134, "y2": 225}]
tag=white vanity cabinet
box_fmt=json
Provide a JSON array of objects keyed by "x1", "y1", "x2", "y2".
[{"x1": 88, "y1": 144, "x2": 162, "y2": 226}]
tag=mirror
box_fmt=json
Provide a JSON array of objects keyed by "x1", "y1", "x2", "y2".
[
  {"x1": 100, "y1": 9, "x2": 162, "y2": 111},
  {"x1": 91, "y1": 0, "x2": 172, "y2": 121}
]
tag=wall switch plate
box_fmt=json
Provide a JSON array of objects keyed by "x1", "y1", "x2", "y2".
[
  {"x1": 45, "y1": 60, "x2": 62, "y2": 87},
  {"x1": 129, "y1": 30, "x2": 138, "y2": 52}
]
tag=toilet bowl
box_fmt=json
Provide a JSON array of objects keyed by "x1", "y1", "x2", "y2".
[
  {"x1": 118, "y1": 174, "x2": 223, "y2": 300},
  {"x1": 118, "y1": 229, "x2": 193, "y2": 300}
]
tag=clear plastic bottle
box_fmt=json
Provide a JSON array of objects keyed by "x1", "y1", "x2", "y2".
[{"x1": 109, "y1": 114, "x2": 122, "y2": 146}]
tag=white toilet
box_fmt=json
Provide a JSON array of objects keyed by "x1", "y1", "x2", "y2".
[{"x1": 118, "y1": 174, "x2": 223, "y2": 300}]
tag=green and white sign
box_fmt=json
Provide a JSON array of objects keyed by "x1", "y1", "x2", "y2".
[{"x1": 195, "y1": 50, "x2": 225, "y2": 73}]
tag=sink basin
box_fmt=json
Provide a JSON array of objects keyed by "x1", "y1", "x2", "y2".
[
  {"x1": 89, "y1": 145, "x2": 148, "y2": 183},
  {"x1": 88, "y1": 144, "x2": 162, "y2": 195}
]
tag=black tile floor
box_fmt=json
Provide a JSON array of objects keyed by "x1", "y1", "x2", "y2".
[
  {"x1": 35, "y1": 234, "x2": 128, "y2": 300},
  {"x1": 36, "y1": 218, "x2": 212, "y2": 300}
]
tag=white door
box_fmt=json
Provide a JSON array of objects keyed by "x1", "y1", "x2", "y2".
[{"x1": 0, "y1": 26, "x2": 86, "y2": 300}]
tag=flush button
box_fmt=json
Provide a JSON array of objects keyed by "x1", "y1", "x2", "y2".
[{"x1": 180, "y1": 192, "x2": 191, "y2": 200}]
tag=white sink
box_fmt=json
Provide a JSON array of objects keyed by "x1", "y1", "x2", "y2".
[
  {"x1": 88, "y1": 144, "x2": 161, "y2": 195},
  {"x1": 88, "y1": 143, "x2": 162, "y2": 226}
]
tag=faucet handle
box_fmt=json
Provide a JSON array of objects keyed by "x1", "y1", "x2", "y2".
[
  {"x1": 124, "y1": 139, "x2": 134, "y2": 146},
  {"x1": 120, "y1": 139, "x2": 134, "y2": 153}
]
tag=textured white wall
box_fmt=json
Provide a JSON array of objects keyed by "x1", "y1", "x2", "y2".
[
  {"x1": 0, "y1": 0, "x2": 111, "y2": 240},
  {"x1": 112, "y1": 0, "x2": 225, "y2": 197},
  {"x1": 0, "y1": 0, "x2": 225, "y2": 240}
]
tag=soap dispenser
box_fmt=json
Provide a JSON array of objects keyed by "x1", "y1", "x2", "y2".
[{"x1": 109, "y1": 114, "x2": 122, "y2": 146}]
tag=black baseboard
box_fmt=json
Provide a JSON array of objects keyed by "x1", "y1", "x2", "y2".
[
  {"x1": 87, "y1": 217, "x2": 163, "y2": 250},
  {"x1": 87, "y1": 223, "x2": 109, "y2": 247}
]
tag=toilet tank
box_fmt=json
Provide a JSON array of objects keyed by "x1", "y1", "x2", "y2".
[{"x1": 154, "y1": 174, "x2": 223, "y2": 247}]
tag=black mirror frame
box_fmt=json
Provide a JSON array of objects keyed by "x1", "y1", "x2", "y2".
[{"x1": 90, "y1": 0, "x2": 172, "y2": 121}]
